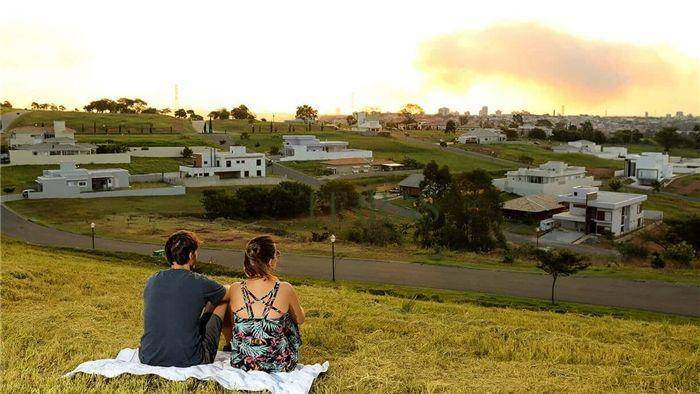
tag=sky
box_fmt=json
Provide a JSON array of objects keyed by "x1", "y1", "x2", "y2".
[{"x1": 1, "y1": 0, "x2": 699, "y2": 117}]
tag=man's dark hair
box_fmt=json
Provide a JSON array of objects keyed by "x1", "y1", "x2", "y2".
[{"x1": 165, "y1": 230, "x2": 201, "y2": 265}]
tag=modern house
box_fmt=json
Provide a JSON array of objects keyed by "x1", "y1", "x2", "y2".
[
  {"x1": 351, "y1": 112, "x2": 382, "y2": 135},
  {"x1": 552, "y1": 140, "x2": 601, "y2": 154},
  {"x1": 624, "y1": 152, "x2": 674, "y2": 185},
  {"x1": 179, "y1": 146, "x2": 266, "y2": 178},
  {"x1": 398, "y1": 173, "x2": 424, "y2": 197},
  {"x1": 321, "y1": 158, "x2": 403, "y2": 175},
  {"x1": 28, "y1": 161, "x2": 129, "y2": 198},
  {"x1": 9, "y1": 121, "x2": 76, "y2": 147},
  {"x1": 670, "y1": 156, "x2": 700, "y2": 174},
  {"x1": 280, "y1": 135, "x2": 372, "y2": 162},
  {"x1": 456, "y1": 128, "x2": 506, "y2": 144},
  {"x1": 552, "y1": 186, "x2": 647, "y2": 237},
  {"x1": 502, "y1": 194, "x2": 566, "y2": 221},
  {"x1": 492, "y1": 161, "x2": 600, "y2": 196}
]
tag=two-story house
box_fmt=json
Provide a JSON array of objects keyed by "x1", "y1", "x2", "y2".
[
  {"x1": 280, "y1": 135, "x2": 372, "y2": 162},
  {"x1": 624, "y1": 152, "x2": 674, "y2": 185},
  {"x1": 552, "y1": 186, "x2": 647, "y2": 236},
  {"x1": 492, "y1": 161, "x2": 600, "y2": 196},
  {"x1": 179, "y1": 146, "x2": 266, "y2": 178}
]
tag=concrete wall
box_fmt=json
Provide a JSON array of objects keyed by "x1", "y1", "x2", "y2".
[
  {"x1": 174, "y1": 176, "x2": 282, "y2": 188},
  {"x1": 280, "y1": 149, "x2": 372, "y2": 162},
  {"x1": 128, "y1": 146, "x2": 209, "y2": 158},
  {"x1": 492, "y1": 177, "x2": 600, "y2": 197},
  {"x1": 319, "y1": 169, "x2": 422, "y2": 181},
  {"x1": 27, "y1": 186, "x2": 185, "y2": 200},
  {"x1": 129, "y1": 172, "x2": 180, "y2": 183},
  {"x1": 8, "y1": 151, "x2": 130, "y2": 166}
]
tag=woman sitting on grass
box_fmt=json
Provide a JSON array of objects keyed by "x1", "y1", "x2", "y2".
[{"x1": 227, "y1": 235, "x2": 305, "y2": 372}]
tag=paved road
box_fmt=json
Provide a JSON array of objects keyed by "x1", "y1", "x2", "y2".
[
  {"x1": 1, "y1": 110, "x2": 28, "y2": 132},
  {"x1": 2, "y1": 204, "x2": 699, "y2": 316}
]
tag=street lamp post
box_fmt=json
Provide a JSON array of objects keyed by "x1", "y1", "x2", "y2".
[
  {"x1": 330, "y1": 234, "x2": 336, "y2": 281},
  {"x1": 535, "y1": 227, "x2": 540, "y2": 247},
  {"x1": 91, "y1": 222, "x2": 96, "y2": 249}
]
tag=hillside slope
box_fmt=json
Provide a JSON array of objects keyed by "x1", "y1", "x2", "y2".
[
  {"x1": 1, "y1": 239, "x2": 698, "y2": 392},
  {"x1": 8, "y1": 110, "x2": 194, "y2": 132}
]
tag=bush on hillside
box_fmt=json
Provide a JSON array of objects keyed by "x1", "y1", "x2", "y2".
[
  {"x1": 650, "y1": 252, "x2": 666, "y2": 269},
  {"x1": 664, "y1": 241, "x2": 696, "y2": 268},
  {"x1": 201, "y1": 181, "x2": 312, "y2": 220},
  {"x1": 344, "y1": 219, "x2": 403, "y2": 246},
  {"x1": 616, "y1": 242, "x2": 648, "y2": 260},
  {"x1": 401, "y1": 157, "x2": 424, "y2": 169},
  {"x1": 317, "y1": 180, "x2": 359, "y2": 212},
  {"x1": 96, "y1": 143, "x2": 129, "y2": 153}
]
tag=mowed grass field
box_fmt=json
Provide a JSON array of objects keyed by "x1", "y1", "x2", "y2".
[
  {"x1": 75, "y1": 133, "x2": 217, "y2": 147},
  {"x1": 9, "y1": 110, "x2": 195, "y2": 132},
  {"x1": 0, "y1": 157, "x2": 190, "y2": 194},
  {"x1": 228, "y1": 130, "x2": 514, "y2": 174},
  {"x1": 1, "y1": 239, "x2": 698, "y2": 392}
]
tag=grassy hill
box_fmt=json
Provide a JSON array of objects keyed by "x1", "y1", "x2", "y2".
[
  {"x1": 1, "y1": 239, "x2": 698, "y2": 392},
  {"x1": 9, "y1": 110, "x2": 195, "y2": 132}
]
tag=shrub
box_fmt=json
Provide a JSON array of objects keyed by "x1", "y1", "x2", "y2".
[
  {"x1": 650, "y1": 252, "x2": 666, "y2": 269},
  {"x1": 344, "y1": 219, "x2": 403, "y2": 246},
  {"x1": 201, "y1": 189, "x2": 244, "y2": 219},
  {"x1": 3, "y1": 186, "x2": 16, "y2": 193},
  {"x1": 268, "y1": 181, "x2": 314, "y2": 218},
  {"x1": 664, "y1": 241, "x2": 696, "y2": 268},
  {"x1": 269, "y1": 146, "x2": 280, "y2": 155},
  {"x1": 616, "y1": 242, "x2": 648, "y2": 260},
  {"x1": 96, "y1": 143, "x2": 128, "y2": 153},
  {"x1": 318, "y1": 180, "x2": 359, "y2": 211},
  {"x1": 502, "y1": 251, "x2": 515, "y2": 264},
  {"x1": 401, "y1": 157, "x2": 424, "y2": 169},
  {"x1": 181, "y1": 146, "x2": 193, "y2": 159},
  {"x1": 201, "y1": 181, "x2": 315, "y2": 220},
  {"x1": 608, "y1": 177, "x2": 623, "y2": 191}
]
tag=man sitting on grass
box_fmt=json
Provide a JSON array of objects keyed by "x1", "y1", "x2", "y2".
[{"x1": 139, "y1": 230, "x2": 232, "y2": 367}]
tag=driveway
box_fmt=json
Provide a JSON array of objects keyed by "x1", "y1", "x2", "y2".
[
  {"x1": 1, "y1": 110, "x2": 28, "y2": 132},
  {"x1": 2, "y1": 204, "x2": 698, "y2": 316}
]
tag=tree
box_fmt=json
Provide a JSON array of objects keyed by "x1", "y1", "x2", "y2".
[
  {"x1": 30, "y1": 102, "x2": 40, "y2": 110},
  {"x1": 218, "y1": 108, "x2": 230, "y2": 120},
  {"x1": 654, "y1": 127, "x2": 682, "y2": 152},
  {"x1": 528, "y1": 128, "x2": 547, "y2": 140},
  {"x1": 317, "y1": 180, "x2": 359, "y2": 211},
  {"x1": 399, "y1": 103, "x2": 424, "y2": 124},
  {"x1": 295, "y1": 104, "x2": 318, "y2": 122},
  {"x1": 231, "y1": 104, "x2": 254, "y2": 120},
  {"x1": 651, "y1": 180, "x2": 662, "y2": 192},
  {"x1": 459, "y1": 114, "x2": 470, "y2": 125},
  {"x1": 141, "y1": 107, "x2": 158, "y2": 114},
  {"x1": 1, "y1": 100, "x2": 12, "y2": 108},
  {"x1": 159, "y1": 108, "x2": 172, "y2": 115},
  {"x1": 346, "y1": 114, "x2": 356, "y2": 126},
  {"x1": 535, "y1": 249, "x2": 589, "y2": 304},
  {"x1": 174, "y1": 108, "x2": 187, "y2": 118},
  {"x1": 608, "y1": 177, "x2": 623, "y2": 191},
  {"x1": 512, "y1": 113, "x2": 524, "y2": 126},
  {"x1": 535, "y1": 118, "x2": 553, "y2": 127},
  {"x1": 504, "y1": 129, "x2": 519, "y2": 140},
  {"x1": 445, "y1": 120, "x2": 457, "y2": 133},
  {"x1": 208, "y1": 110, "x2": 220, "y2": 119},
  {"x1": 181, "y1": 146, "x2": 193, "y2": 159},
  {"x1": 58, "y1": 105, "x2": 66, "y2": 111}
]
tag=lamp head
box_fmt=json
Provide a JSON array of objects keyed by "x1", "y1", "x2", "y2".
[
  {"x1": 330, "y1": 234, "x2": 336, "y2": 243},
  {"x1": 91, "y1": 222, "x2": 96, "y2": 229}
]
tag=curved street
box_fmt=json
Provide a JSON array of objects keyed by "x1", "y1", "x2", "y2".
[{"x1": 2, "y1": 204, "x2": 699, "y2": 316}]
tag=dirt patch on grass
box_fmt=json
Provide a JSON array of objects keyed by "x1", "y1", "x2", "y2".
[
  {"x1": 587, "y1": 167, "x2": 615, "y2": 179},
  {"x1": 667, "y1": 176, "x2": 700, "y2": 196}
]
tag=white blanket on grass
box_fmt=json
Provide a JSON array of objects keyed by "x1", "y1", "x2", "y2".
[{"x1": 64, "y1": 348, "x2": 328, "y2": 394}]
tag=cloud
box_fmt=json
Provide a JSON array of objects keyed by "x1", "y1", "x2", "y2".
[{"x1": 417, "y1": 23, "x2": 700, "y2": 111}]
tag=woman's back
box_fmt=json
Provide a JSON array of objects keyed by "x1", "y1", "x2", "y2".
[{"x1": 229, "y1": 280, "x2": 301, "y2": 372}]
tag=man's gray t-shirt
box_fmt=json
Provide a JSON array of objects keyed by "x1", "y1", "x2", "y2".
[{"x1": 139, "y1": 269, "x2": 226, "y2": 367}]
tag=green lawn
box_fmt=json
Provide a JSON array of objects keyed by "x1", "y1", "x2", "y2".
[
  {"x1": 621, "y1": 143, "x2": 700, "y2": 158},
  {"x1": 230, "y1": 130, "x2": 515, "y2": 174},
  {"x1": 2, "y1": 239, "x2": 698, "y2": 392},
  {"x1": 75, "y1": 133, "x2": 217, "y2": 147},
  {"x1": 9, "y1": 110, "x2": 194, "y2": 132},
  {"x1": 0, "y1": 157, "x2": 189, "y2": 194},
  {"x1": 212, "y1": 119, "x2": 337, "y2": 134}
]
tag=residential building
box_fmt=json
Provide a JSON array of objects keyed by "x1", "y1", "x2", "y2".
[
  {"x1": 280, "y1": 135, "x2": 372, "y2": 162},
  {"x1": 321, "y1": 158, "x2": 403, "y2": 175},
  {"x1": 351, "y1": 112, "x2": 382, "y2": 135},
  {"x1": 551, "y1": 139, "x2": 602, "y2": 154},
  {"x1": 398, "y1": 173, "x2": 424, "y2": 197},
  {"x1": 9, "y1": 121, "x2": 76, "y2": 147},
  {"x1": 502, "y1": 194, "x2": 566, "y2": 221},
  {"x1": 29, "y1": 161, "x2": 129, "y2": 198},
  {"x1": 179, "y1": 146, "x2": 266, "y2": 178},
  {"x1": 479, "y1": 106, "x2": 488, "y2": 117},
  {"x1": 594, "y1": 146, "x2": 627, "y2": 160},
  {"x1": 624, "y1": 152, "x2": 673, "y2": 185},
  {"x1": 437, "y1": 107, "x2": 450, "y2": 116},
  {"x1": 492, "y1": 161, "x2": 600, "y2": 196},
  {"x1": 670, "y1": 156, "x2": 700, "y2": 174},
  {"x1": 457, "y1": 128, "x2": 506, "y2": 144},
  {"x1": 552, "y1": 186, "x2": 647, "y2": 237}
]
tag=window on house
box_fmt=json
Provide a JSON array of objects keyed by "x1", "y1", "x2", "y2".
[
  {"x1": 257, "y1": 159, "x2": 261, "y2": 166},
  {"x1": 256, "y1": 170, "x2": 261, "y2": 176},
  {"x1": 78, "y1": 181, "x2": 87, "y2": 187},
  {"x1": 244, "y1": 171, "x2": 249, "y2": 177},
  {"x1": 596, "y1": 211, "x2": 606, "y2": 221},
  {"x1": 226, "y1": 160, "x2": 231, "y2": 167}
]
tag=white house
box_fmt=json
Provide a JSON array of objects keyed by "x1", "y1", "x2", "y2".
[
  {"x1": 457, "y1": 128, "x2": 506, "y2": 144},
  {"x1": 624, "y1": 152, "x2": 674, "y2": 185},
  {"x1": 670, "y1": 156, "x2": 700, "y2": 174},
  {"x1": 552, "y1": 140, "x2": 601, "y2": 154},
  {"x1": 593, "y1": 146, "x2": 628, "y2": 160},
  {"x1": 280, "y1": 135, "x2": 372, "y2": 162},
  {"x1": 27, "y1": 161, "x2": 129, "y2": 198},
  {"x1": 179, "y1": 146, "x2": 266, "y2": 178},
  {"x1": 9, "y1": 121, "x2": 76, "y2": 147},
  {"x1": 351, "y1": 112, "x2": 382, "y2": 135},
  {"x1": 492, "y1": 161, "x2": 600, "y2": 196},
  {"x1": 552, "y1": 186, "x2": 647, "y2": 237}
]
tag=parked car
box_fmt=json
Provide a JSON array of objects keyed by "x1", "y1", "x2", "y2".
[{"x1": 21, "y1": 189, "x2": 33, "y2": 199}]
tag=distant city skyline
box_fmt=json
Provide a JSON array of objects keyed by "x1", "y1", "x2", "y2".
[{"x1": 2, "y1": 0, "x2": 699, "y2": 116}]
